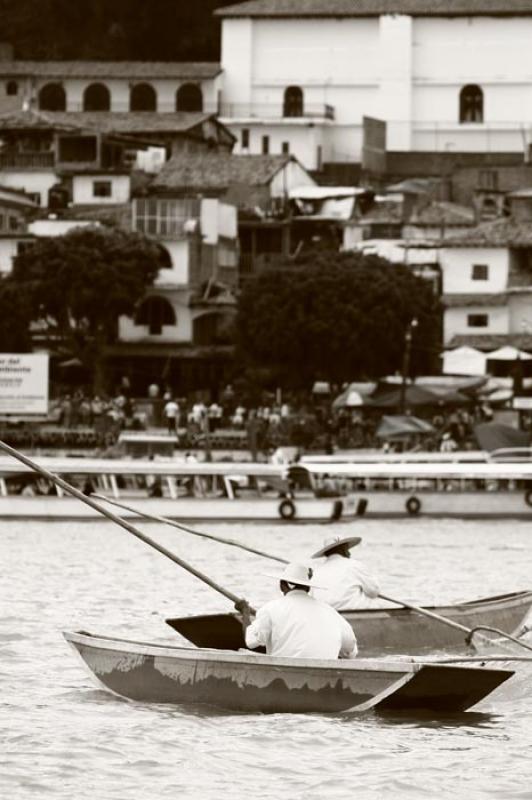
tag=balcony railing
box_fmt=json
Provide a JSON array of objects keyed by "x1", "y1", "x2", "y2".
[
  {"x1": 218, "y1": 103, "x2": 335, "y2": 121},
  {"x1": 0, "y1": 152, "x2": 55, "y2": 169}
]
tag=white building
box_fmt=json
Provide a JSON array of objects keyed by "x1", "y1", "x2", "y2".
[
  {"x1": 441, "y1": 214, "x2": 532, "y2": 350},
  {"x1": 216, "y1": 0, "x2": 532, "y2": 169}
]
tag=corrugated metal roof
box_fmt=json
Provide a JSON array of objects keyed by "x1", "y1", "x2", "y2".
[{"x1": 216, "y1": 0, "x2": 532, "y2": 17}]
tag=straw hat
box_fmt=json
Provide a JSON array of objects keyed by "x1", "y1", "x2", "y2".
[
  {"x1": 311, "y1": 535, "x2": 362, "y2": 559},
  {"x1": 265, "y1": 562, "x2": 327, "y2": 589}
]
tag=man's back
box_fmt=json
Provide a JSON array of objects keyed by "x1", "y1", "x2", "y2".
[
  {"x1": 245, "y1": 590, "x2": 356, "y2": 659},
  {"x1": 311, "y1": 554, "x2": 380, "y2": 610}
]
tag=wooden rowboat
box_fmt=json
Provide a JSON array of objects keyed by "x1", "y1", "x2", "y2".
[
  {"x1": 63, "y1": 631, "x2": 512, "y2": 714},
  {"x1": 166, "y1": 591, "x2": 532, "y2": 657}
]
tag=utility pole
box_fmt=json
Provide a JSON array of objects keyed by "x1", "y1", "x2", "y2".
[{"x1": 399, "y1": 317, "x2": 418, "y2": 415}]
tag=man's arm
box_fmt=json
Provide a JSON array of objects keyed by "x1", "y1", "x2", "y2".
[
  {"x1": 350, "y1": 561, "x2": 380, "y2": 599},
  {"x1": 338, "y1": 616, "x2": 358, "y2": 659}
]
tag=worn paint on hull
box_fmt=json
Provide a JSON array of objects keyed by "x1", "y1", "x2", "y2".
[{"x1": 63, "y1": 632, "x2": 512, "y2": 714}]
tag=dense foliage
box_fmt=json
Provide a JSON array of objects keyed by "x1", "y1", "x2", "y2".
[
  {"x1": 0, "y1": 0, "x2": 226, "y2": 60},
  {"x1": 5, "y1": 226, "x2": 163, "y2": 391},
  {"x1": 236, "y1": 252, "x2": 442, "y2": 388}
]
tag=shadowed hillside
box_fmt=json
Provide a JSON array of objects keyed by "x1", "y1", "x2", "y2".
[{"x1": 0, "y1": 0, "x2": 228, "y2": 60}]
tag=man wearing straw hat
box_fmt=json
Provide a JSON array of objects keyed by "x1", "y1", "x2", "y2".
[
  {"x1": 310, "y1": 536, "x2": 380, "y2": 611},
  {"x1": 235, "y1": 562, "x2": 357, "y2": 659}
]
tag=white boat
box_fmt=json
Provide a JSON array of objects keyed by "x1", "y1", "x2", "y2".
[
  {"x1": 0, "y1": 456, "x2": 347, "y2": 522},
  {"x1": 296, "y1": 460, "x2": 532, "y2": 518}
]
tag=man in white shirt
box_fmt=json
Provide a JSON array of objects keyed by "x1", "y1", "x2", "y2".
[
  {"x1": 163, "y1": 398, "x2": 179, "y2": 434},
  {"x1": 310, "y1": 536, "x2": 380, "y2": 611},
  {"x1": 235, "y1": 562, "x2": 357, "y2": 660}
]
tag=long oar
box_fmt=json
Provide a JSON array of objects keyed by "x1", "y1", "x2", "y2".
[
  {"x1": 92, "y1": 494, "x2": 287, "y2": 564},
  {"x1": 86, "y1": 493, "x2": 531, "y2": 650},
  {"x1": 0, "y1": 440, "x2": 250, "y2": 610}
]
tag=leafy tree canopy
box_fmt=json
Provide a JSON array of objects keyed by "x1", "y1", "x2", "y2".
[
  {"x1": 9, "y1": 225, "x2": 164, "y2": 390},
  {"x1": 236, "y1": 252, "x2": 442, "y2": 389}
]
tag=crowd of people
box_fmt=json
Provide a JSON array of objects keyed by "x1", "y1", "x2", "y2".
[{"x1": 7, "y1": 381, "x2": 499, "y2": 454}]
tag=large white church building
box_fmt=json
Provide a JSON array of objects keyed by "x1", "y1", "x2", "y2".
[{"x1": 217, "y1": 0, "x2": 532, "y2": 169}]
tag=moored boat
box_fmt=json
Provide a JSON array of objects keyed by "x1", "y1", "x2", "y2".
[
  {"x1": 63, "y1": 630, "x2": 513, "y2": 714},
  {"x1": 166, "y1": 591, "x2": 532, "y2": 657},
  {"x1": 297, "y1": 461, "x2": 532, "y2": 518},
  {"x1": 0, "y1": 456, "x2": 346, "y2": 522}
]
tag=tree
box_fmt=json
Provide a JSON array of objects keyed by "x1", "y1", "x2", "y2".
[
  {"x1": 11, "y1": 226, "x2": 164, "y2": 392},
  {"x1": 0, "y1": 277, "x2": 33, "y2": 353},
  {"x1": 236, "y1": 252, "x2": 442, "y2": 389}
]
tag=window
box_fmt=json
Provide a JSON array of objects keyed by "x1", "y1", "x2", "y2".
[
  {"x1": 472, "y1": 264, "x2": 489, "y2": 281},
  {"x1": 83, "y1": 82, "x2": 111, "y2": 111},
  {"x1": 262, "y1": 135, "x2": 270, "y2": 155},
  {"x1": 317, "y1": 145, "x2": 323, "y2": 170},
  {"x1": 38, "y1": 83, "x2": 66, "y2": 111},
  {"x1": 241, "y1": 128, "x2": 250, "y2": 149},
  {"x1": 467, "y1": 313, "x2": 489, "y2": 328},
  {"x1": 133, "y1": 198, "x2": 200, "y2": 236},
  {"x1": 281, "y1": 141, "x2": 290, "y2": 155},
  {"x1": 283, "y1": 86, "x2": 304, "y2": 117},
  {"x1": 6, "y1": 80, "x2": 18, "y2": 96},
  {"x1": 460, "y1": 85, "x2": 483, "y2": 123},
  {"x1": 130, "y1": 83, "x2": 157, "y2": 112},
  {"x1": 135, "y1": 296, "x2": 176, "y2": 335},
  {"x1": 59, "y1": 135, "x2": 98, "y2": 163},
  {"x1": 176, "y1": 83, "x2": 203, "y2": 112},
  {"x1": 93, "y1": 180, "x2": 112, "y2": 198},
  {"x1": 17, "y1": 240, "x2": 34, "y2": 256}
]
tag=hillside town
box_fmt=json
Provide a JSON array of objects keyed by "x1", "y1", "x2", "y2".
[{"x1": 2, "y1": 0, "x2": 532, "y2": 451}]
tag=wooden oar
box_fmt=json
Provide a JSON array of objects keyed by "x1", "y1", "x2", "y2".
[
  {"x1": 91, "y1": 494, "x2": 287, "y2": 564},
  {"x1": 0, "y1": 440, "x2": 251, "y2": 610}
]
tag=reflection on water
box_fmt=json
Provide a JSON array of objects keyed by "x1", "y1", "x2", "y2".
[{"x1": 1, "y1": 517, "x2": 532, "y2": 799}]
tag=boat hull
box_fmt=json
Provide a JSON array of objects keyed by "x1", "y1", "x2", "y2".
[
  {"x1": 342, "y1": 490, "x2": 532, "y2": 518},
  {"x1": 63, "y1": 631, "x2": 512, "y2": 714},
  {"x1": 0, "y1": 495, "x2": 343, "y2": 522},
  {"x1": 166, "y1": 591, "x2": 532, "y2": 657}
]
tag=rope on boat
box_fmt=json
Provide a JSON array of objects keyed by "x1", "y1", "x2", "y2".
[{"x1": 466, "y1": 625, "x2": 532, "y2": 653}]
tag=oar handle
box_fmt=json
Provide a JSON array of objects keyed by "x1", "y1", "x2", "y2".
[
  {"x1": 0, "y1": 440, "x2": 248, "y2": 609},
  {"x1": 378, "y1": 593, "x2": 472, "y2": 635}
]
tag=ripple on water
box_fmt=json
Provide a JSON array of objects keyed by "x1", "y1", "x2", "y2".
[{"x1": 1, "y1": 517, "x2": 532, "y2": 800}]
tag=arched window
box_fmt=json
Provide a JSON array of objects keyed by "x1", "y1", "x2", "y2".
[
  {"x1": 38, "y1": 83, "x2": 66, "y2": 111},
  {"x1": 459, "y1": 85, "x2": 483, "y2": 123},
  {"x1": 6, "y1": 80, "x2": 18, "y2": 96},
  {"x1": 130, "y1": 83, "x2": 157, "y2": 112},
  {"x1": 283, "y1": 86, "x2": 304, "y2": 118},
  {"x1": 176, "y1": 83, "x2": 203, "y2": 112},
  {"x1": 83, "y1": 82, "x2": 111, "y2": 112},
  {"x1": 193, "y1": 312, "x2": 235, "y2": 346},
  {"x1": 135, "y1": 296, "x2": 176, "y2": 335}
]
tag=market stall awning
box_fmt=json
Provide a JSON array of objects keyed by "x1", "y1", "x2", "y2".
[
  {"x1": 376, "y1": 415, "x2": 436, "y2": 440},
  {"x1": 442, "y1": 346, "x2": 487, "y2": 377},
  {"x1": 487, "y1": 346, "x2": 532, "y2": 361},
  {"x1": 474, "y1": 422, "x2": 530, "y2": 451}
]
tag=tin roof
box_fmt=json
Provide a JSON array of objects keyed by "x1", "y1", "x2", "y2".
[{"x1": 216, "y1": 0, "x2": 532, "y2": 17}]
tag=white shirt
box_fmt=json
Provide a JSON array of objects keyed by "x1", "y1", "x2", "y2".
[
  {"x1": 245, "y1": 590, "x2": 357, "y2": 659},
  {"x1": 311, "y1": 554, "x2": 380, "y2": 611},
  {"x1": 164, "y1": 401, "x2": 178, "y2": 418}
]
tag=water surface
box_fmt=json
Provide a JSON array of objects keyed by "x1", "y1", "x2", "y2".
[{"x1": 1, "y1": 517, "x2": 532, "y2": 799}]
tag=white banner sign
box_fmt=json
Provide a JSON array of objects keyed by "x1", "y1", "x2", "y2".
[{"x1": 0, "y1": 354, "x2": 49, "y2": 414}]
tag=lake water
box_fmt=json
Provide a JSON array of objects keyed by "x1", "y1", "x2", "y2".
[{"x1": 1, "y1": 517, "x2": 532, "y2": 799}]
